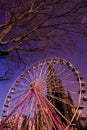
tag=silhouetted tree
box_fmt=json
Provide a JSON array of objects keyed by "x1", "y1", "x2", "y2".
[
  {"x1": 0, "y1": 0, "x2": 87, "y2": 55},
  {"x1": 0, "y1": 0, "x2": 87, "y2": 79}
]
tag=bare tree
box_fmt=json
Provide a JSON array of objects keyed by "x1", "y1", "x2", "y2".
[{"x1": 0, "y1": 0, "x2": 87, "y2": 79}]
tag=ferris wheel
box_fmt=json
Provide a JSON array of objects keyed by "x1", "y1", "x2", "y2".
[{"x1": 0, "y1": 57, "x2": 87, "y2": 130}]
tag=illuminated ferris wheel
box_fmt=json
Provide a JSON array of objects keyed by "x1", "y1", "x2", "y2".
[{"x1": 0, "y1": 57, "x2": 87, "y2": 130}]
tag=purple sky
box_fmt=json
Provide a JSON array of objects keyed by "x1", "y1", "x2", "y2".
[{"x1": 0, "y1": 41, "x2": 87, "y2": 118}]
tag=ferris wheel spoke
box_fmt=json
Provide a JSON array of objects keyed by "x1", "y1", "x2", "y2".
[
  {"x1": 47, "y1": 93, "x2": 74, "y2": 107},
  {"x1": 22, "y1": 116, "x2": 30, "y2": 130},
  {"x1": 19, "y1": 82, "x2": 29, "y2": 87},
  {"x1": 11, "y1": 92, "x2": 32, "y2": 130},
  {"x1": 54, "y1": 62, "x2": 63, "y2": 72},
  {"x1": 14, "y1": 89, "x2": 29, "y2": 94},
  {"x1": 23, "y1": 95, "x2": 36, "y2": 116},
  {"x1": 42, "y1": 94, "x2": 71, "y2": 125},
  {"x1": 20, "y1": 74, "x2": 32, "y2": 84},
  {"x1": 42, "y1": 60, "x2": 58, "y2": 79},
  {"x1": 11, "y1": 92, "x2": 28, "y2": 102},
  {"x1": 10, "y1": 97, "x2": 31, "y2": 110},
  {"x1": 15, "y1": 87, "x2": 29, "y2": 93},
  {"x1": 60, "y1": 73, "x2": 74, "y2": 80},
  {"x1": 22, "y1": 97, "x2": 37, "y2": 130},
  {"x1": 1, "y1": 57, "x2": 86, "y2": 130},
  {"x1": 38, "y1": 64, "x2": 46, "y2": 79},
  {"x1": 34, "y1": 87, "x2": 52, "y2": 130},
  {"x1": 0, "y1": 90, "x2": 33, "y2": 128},
  {"x1": 37, "y1": 90, "x2": 67, "y2": 130},
  {"x1": 38, "y1": 91, "x2": 66, "y2": 130},
  {"x1": 61, "y1": 83, "x2": 78, "y2": 87},
  {"x1": 24, "y1": 77, "x2": 31, "y2": 84},
  {"x1": 57, "y1": 68, "x2": 69, "y2": 78}
]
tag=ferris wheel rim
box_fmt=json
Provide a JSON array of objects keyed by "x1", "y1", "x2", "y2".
[{"x1": 1, "y1": 57, "x2": 86, "y2": 130}]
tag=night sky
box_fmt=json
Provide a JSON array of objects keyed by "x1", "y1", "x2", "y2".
[{"x1": 0, "y1": 2, "x2": 87, "y2": 129}]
